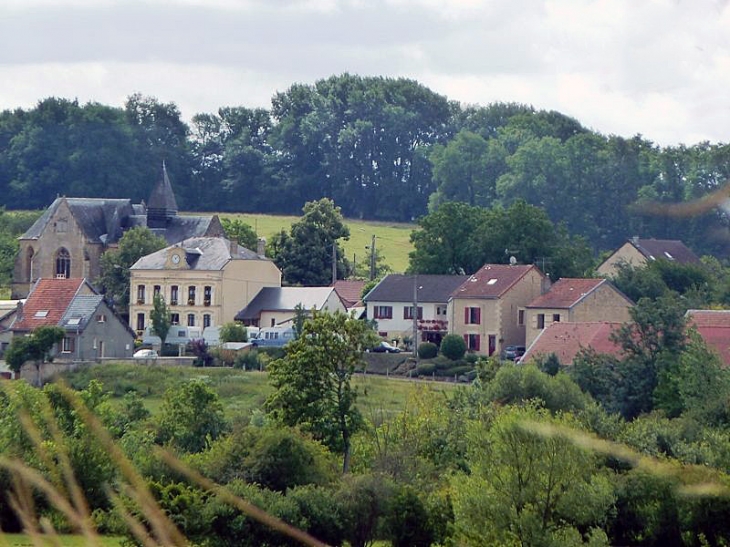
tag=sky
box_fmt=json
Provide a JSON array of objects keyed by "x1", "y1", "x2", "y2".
[{"x1": 1, "y1": 0, "x2": 730, "y2": 147}]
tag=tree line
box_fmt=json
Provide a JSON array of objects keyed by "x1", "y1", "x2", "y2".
[{"x1": 2, "y1": 74, "x2": 730, "y2": 257}]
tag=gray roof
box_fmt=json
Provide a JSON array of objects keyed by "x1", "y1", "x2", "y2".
[
  {"x1": 364, "y1": 274, "x2": 469, "y2": 303},
  {"x1": 128, "y1": 215, "x2": 224, "y2": 245},
  {"x1": 60, "y1": 294, "x2": 104, "y2": 331},
  {"x1": 131, "y1": 237, "x2": 266, "y2": 271},
  {"x1": 21, "y1": 197, "x2": 134, "y2": 244},
  {"x1": 148, "y1": 163, "x2": 179, "y2": 213},
  {"x1": 630, "y1": 238, "x2": 701, "y2": 265},
  {"x1": 235, "y1": 287, "x2": 340, "y2": 321}
]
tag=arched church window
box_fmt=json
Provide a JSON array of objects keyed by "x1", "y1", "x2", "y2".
[
  {"x1": 55, "y1": 248, "x2": 71, "y2": 279},
  {"x1": 25, "y1": 247, "x2": 35, "y2": 282}
]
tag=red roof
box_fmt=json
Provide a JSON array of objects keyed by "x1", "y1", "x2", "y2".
[
  {"x1": 13, "y1": 278, "x2": 87, "y2": 331},
  {"x1": 686, "y1": 310, "x2": 730, "y2": 368},
  {"x1": 332, "y1": 280, "x2": 366, "y2": 308},
  {"x1": 522, "y1": 322, "x2": 624, "y2": 366},
  {"x1": 452, "y1": 264, "x2": 542, "y2": 299},
  {"x1": 527, "y1": 278, "x2": 607, "y2": 309},
  {"x1": 686, "y1": 310, "x2": 730, "y2": 328}
]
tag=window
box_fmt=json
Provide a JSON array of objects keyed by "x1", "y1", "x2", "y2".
[
  {"x1": 271, "y1": 318, "x2": 276, "y2": 327},
  {"x1": 171, "y1": 313, "x2": 180, "y2": 325},
  {"x1": 552, "y1": 313, "x2": 561, "y2": 322},
  {"x1": 203, "y1": 314, "x2": 211, "y2": 328},
  {"x1": 137, "y1": 285, "x2": 146, "y2": 304},
  {"x1": 170, "y1": 286, "x2": 179, "y2": 305},
  {"x1": 204, "y1": 286, "x2": 212, "y2": 306},
  {"x1": 188, "y1": 286, "x2": 196, "y2": 305},
  {"x1": 465, "y1": 307, "x2": 481, "y2": 325},
  {"x1": 96, "y1": 314, "x2": 106, "y2": 323},
  {"x1": 436, "y1": 305, "x2": 447, "y2": 316},
  {"x1": 464, "y1": 333, "x2": 481, "y2": 351},
  {"x1": 373, "y1": 306, "x2": 393, "y2": 319},
  {"x1": 518, "y1": 309, "x2": 525, "y2": 326},
  {"x1": 537, "y1": 313, "x2": 545, "y2": 329},
  {"x1": 55, "y1": 248, "x2": 71, "y2": 279},
  {"x1": 153, "y1": 285, "x2": 161, "y2": 297},
  {"x1": 403, "y1": 306, "x2": 423, "y2": 320},
  {"x1": 187, "y1": 314, "x2": 195, "y2": 327},
  {"x1": 62, "y1": 337, "x2": 74, "y2": 353},
  {"x1": 136, "y1": 313, "x2": 145, "y2": 332}
]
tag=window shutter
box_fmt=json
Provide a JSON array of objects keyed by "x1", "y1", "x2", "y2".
[
  {"x1": 404, "y1": 306, "x2": 409, "y2": 319},
  {"x1": 474, "y1": 335, "x2": 480, "y2": 351},
  {"x1": 464, "y1": 308, "x2": 469, "y2": 324},
  {"x1": 475, "y1": 307, "x2": 481, "y2": 325}
]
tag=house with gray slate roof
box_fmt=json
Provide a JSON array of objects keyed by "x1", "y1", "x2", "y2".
[
  {"x1": 363, "y1": 274, "x2": 469, "y2": 346},
  {"x1": 11, "y1": 164, "x2": 224, "y2": 299},
  {"x1": 235, "y1": 286, "x2": 346, "y2": 328},
  {"x1": 596, "y1": 236, "x2": 701, "y2": 278}
]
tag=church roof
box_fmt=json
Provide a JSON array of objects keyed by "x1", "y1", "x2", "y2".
[{"x1": 147, "y1": 163, "x2": 179, "y2": 214}]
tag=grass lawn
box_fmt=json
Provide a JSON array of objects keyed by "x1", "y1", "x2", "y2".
[
  {"x1": 0, "y1": 534, "x2": 123, "y2": 546},
  {"x1": 219, "y1": 213, "x2": 415, "y2": 273},
  {"x1": 61, "y1": 364, "x2": 459, "y2": 420}
]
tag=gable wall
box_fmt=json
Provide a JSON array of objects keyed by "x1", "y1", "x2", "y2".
[{"x1": 596, "y1": 243, "x2": 647, "y2": 277}]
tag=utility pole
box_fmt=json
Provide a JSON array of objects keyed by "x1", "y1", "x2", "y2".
[
  {"x1": 369, "y1": 234, "x2": 376, "y2": 281},
  {"x1": 412, "y1": 274, "x2": 419, "y2": 360},
  {"x1": 332, "y1": 242, "x2": 337, "y2": 284}
]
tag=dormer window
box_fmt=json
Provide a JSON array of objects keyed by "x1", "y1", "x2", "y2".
[{"x1": 34, "y1": 310, "x2": 49, "y2": 318}]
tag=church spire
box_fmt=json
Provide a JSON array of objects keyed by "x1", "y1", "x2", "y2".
[{"x1": 147, "y1": 161, "x2": 179, "y2": 228}]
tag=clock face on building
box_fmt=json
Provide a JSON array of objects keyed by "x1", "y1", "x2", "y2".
[{"x1": 171, "y1": 253, "x2": 181, "y2": 264}]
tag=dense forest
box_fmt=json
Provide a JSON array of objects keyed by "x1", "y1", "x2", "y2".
[{"x1": 2, "y1": 74, "x2": 730, "y2": 258}]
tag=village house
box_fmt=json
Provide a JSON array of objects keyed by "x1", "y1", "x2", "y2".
[
  {"x1": 449, "y1": 264, "x2": 547, "y2": 356},
  {"x1": 11, "y1": 164, "x2": 224, "y2": 299},
  {"x1": 596, "y1": 236, "x2": 701, "y2": 278},
  {"x1": 521, "y1": 321, "x2": 625, "y2": 366},
  {"x1": 235, "y1": 286, "x2": 347, "y2": 327},
  {"x1": 524, "y1": 278, "x2": 634, "y2": 347},
  {"x1": 129, "y1": 237, "x2": 281, "y2": 335},
  {"x1": 12, "y1": 277, "x2": 134, "y2": 362},
  {"x1": 685, "y1": 309, "x2": 730, "y2": 368},
  {"x1": 363, "y1": 274, "x2": 468, "y2": 346}
]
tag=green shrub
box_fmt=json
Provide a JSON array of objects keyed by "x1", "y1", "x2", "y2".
[
  {"x1": 418, "y1": 342, "x2": 438, "y2": 359},
  {"x1": 234, "y1": 350, "x2": 262, "y2": 370},
  {"x1": 440, "y1": 334, "x2": 466, "y2": 361},
  {"x1": 415, "y1": 363, "x2": 437, "y2": 376}
]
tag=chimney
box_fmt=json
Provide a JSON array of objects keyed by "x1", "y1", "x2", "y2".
[
  {"x1": 631, "y1": 235, "x2": 639, "y2": 245},
  {"x1": 257, "y1": 237, "x2": 266, "y2": 257}
]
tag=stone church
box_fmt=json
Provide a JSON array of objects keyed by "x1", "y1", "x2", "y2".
[{"x1": 11, "y1": 164, "x2": 224, "y2": 299}]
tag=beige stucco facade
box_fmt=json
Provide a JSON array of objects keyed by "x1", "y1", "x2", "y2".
[
  {"x1": 448, "y1": 268, "x2": 545, "y2": 356},
  {"x1": 12, "y1": 200, "x2": 106, "y2": 298},
  {"x1": 525, "y1": 283, "x2": 633, "y2": 347},
  {"x1": 596, "y1": 243, "x2": 648, "y2": 277},
  {"x1": 129, "y1": 256, "x2": 281, "y2": 335}
]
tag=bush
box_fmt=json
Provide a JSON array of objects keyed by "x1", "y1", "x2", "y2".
[
  {"x1": 415, "y1": 363, "x2": 437, "y2": 376},
  {"x1": 440, "y1": 334, "x2": 466, "y2": 361},
  {"x1": 234, "y1": 350, "x2": 262, "y2": 370},
  {"x1": 418, "y1": 342, "x2": 438, "y2": 359}
]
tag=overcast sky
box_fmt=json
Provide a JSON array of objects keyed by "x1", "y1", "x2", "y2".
[{"x1": 1, "y1": 0, "x2": 729, "y2": 147}]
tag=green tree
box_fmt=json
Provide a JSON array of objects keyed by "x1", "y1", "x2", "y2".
[
  {"x1": 220, "y1": 217, "x2": 258, "y2": 250},
  {"x1": 149, "y1": 293, "x2": 171, "y2": 343},
  {"x1": 98, "y1": 226, "x2": 166, "y2": 313},
  {"x1": 219, "y1": 321, "x2": 248, "y2": 343},
  {"x1": 273, "y1": 198, "x2": 351, "y2": 286},
  {"x1": 5, "y1": 325, "x2": 65, "y2": 386},
  {"x1": 266, "y1": 310, "x2": 376, "y2": 472},
  {"x1": 156, "y1": 380, "x2": 228, "y2": 453},
  {"x1": 440, "y1": 334, "x2": 467, "y2": 361}
]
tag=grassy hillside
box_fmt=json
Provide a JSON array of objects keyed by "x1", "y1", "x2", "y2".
[{"x1": 221, "y1": 213, "x2": 415, "y2": 274}]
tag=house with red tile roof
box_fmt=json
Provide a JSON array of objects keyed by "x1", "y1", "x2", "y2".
[
  {"x1": 596, "y1": 237, "x2": 701, "y2": 278},
  {"x1": 331, "y1": 280, "x2": 366, "y2": 310},
  {"x1": 448, "y1": 264, "x2": 547, "y2": 356},
  {"x1": 12, "y1": 278, "x2": 134, "y2": 362},
  {"x1": 685, "y1": 310, "x2": 730, "y2": 368},
  {"x1": 521, "y1": 321, "x2": 625, "y2": 366},
  {"x1": 524, "y1": 278, "x2": 634, "y2": 347}
]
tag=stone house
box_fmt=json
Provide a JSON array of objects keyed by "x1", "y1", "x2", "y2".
[
  {"x1": 524, "y1": 278, "x2": 634, "y2": 347},
  {"x1": 449, "y1": 264, "x2": 547, "y2": 356},
  {"x1": 12, "y1": 277, "x2": 135, "y2": 361},
  {"x1": 235, "y1": 286, "x2": 347, "y2": 328},
  {"x1": 363, "y1": 274, "x2": 469, "y2": 345},
  {"x1": 129, "y1": 237, "x2": 281, "y2": 335},
  {"x1": 12, "y1": 164, "x2": 224, "y2": 299},
  {"x1": 596, "y1": 237, "x2": 701, "y2": 278}
]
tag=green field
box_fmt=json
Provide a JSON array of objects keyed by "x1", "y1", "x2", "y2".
[
  {"x1": 62, "y1": 364, "x2": 459, "y2": 420},
  {"x1": 220, "y1": 213, "x2": 415, "y2": 274}
]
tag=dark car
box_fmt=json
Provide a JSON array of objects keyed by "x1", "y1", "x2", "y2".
[
  {"x1": 370, "y1": 341, "x2": 402, "y2": 353},
  {"x1": 501, "y1": 345, "x2": 526, "y2": 361}
]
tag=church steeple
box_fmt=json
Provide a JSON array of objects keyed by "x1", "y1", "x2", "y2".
[{"x1": 147, "y1": 161, "x2": 179, "y2": 229}]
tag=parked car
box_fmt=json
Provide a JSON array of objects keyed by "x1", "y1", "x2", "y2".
[
  {"x1": 501, "y1": 345, "x2": 526, "y2": 361},
  {"x1": 133, "y1": 348, "x2": 158, "y2": 359},
  {"x1": 370, "y1": 341, "x2": 402, "y2": 353}
]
